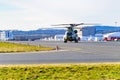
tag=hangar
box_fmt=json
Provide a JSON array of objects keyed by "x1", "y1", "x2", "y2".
[{"x1": 80, "y1": 26, "x2": 120, "y2": 36}]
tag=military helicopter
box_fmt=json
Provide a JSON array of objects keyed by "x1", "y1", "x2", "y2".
[{"x1": 52, "y1": 23, "x2": 96, "y2": 43}]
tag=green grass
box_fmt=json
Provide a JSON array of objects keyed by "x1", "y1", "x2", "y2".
[
  {"x1": 0, "y1": 63, "x2": 120, "y2": 80},
  {"x1": 0, "y1": 42, "x2": 54, "y2": 53}
]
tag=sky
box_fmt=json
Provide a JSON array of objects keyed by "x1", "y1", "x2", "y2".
[{"x1": 0, "y1": 0, "x2": 120, "y2": 30}]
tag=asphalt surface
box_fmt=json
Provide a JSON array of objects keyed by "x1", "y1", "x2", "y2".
[{"x1": 0, "y1": 41, "x2": 120, "y2": 64}]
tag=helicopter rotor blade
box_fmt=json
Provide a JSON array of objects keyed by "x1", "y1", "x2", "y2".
[
  {"x1": 51, "y1": 24, "x2": 71, "y2": 26},
  {"x1": 52, "y1": 23, "x2": 101, "y2": 29},
  {"x1": 73, "y1": 23, "x2": 100, "y2": 26},
  {"x1": 52, "y1": 23, "x2": 100, "y2": 26}
]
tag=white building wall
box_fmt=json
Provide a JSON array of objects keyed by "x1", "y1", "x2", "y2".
[
  {"x1": 0, "y1": 31, "x2": 7, "y2": 40},
  {"x1": 0, "y1": 31, "x2": 14, "y2": 41},
  {"x1": 54, "y1": 35, "x2": 64, "y2": 41}
]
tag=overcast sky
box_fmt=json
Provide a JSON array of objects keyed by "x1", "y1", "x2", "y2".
[{"x1": 0, "y1": 0, "x2": 120, "y2": 30}]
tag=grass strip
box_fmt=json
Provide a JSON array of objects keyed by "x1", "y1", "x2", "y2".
[
  {"x1": 0, "y1": 42, "x2": 54, "y2": 53},
  {"x1": 0, "y1": 63, "x2": 120, "y2": 80}
]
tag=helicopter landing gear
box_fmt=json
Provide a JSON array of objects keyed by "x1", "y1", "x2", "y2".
[
  {"x1": 74, "y1": 39, "x2": 78, "y2": 43},
  {"x1": 64, "y1": 39, "x2": 67, "y2": 43}
]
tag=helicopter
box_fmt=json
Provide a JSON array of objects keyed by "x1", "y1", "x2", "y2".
[{"x1": 52, "y1": 23, "x2": 96, "y2": 43}]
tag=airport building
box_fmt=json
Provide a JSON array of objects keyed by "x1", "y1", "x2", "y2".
[
  {"x1": 54, "y1": 34, "x2": 64, "y2": 41},
  {"x1": 0, "y1": 31, "x2": 13, "y2": 41},
  {"x1": 81, "y1": 26, "x2": 96, "y2": 36}
]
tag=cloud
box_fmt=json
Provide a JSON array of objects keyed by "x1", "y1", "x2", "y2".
[{"x1": 0, "y1": 0, "x2": 120, "y2": 30}]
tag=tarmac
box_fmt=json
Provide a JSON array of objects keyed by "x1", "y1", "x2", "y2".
[{"x1": 0, "y1": 41, "x2": 120, "y2": 64}]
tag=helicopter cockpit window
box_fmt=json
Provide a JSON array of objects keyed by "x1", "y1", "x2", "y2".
[
  {"x1": 74, "y1": 30, "x2": 77, "y2": 33},
  {"x1": 67, "y1": 32, "x2": 72, "y2": 36}
]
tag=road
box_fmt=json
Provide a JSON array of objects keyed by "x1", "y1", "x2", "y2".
[{"x1": 0, "y1": 41, "x2": 120, "y2": 64}]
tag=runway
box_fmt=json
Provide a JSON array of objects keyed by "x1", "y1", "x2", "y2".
[{"x1": 0, "y1": 41, "x2": 120, "y2": 64}]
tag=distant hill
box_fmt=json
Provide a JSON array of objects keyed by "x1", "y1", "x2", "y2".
[
  {"x1": 12, "y1": 29, "x2": 65, "y2": 36},
  {"x1": 12, "y1": 29, "x2": 66, "y2": 41}
]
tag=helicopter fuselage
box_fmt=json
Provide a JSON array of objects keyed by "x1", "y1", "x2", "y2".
[{"x1": 63, "y1": 28, "x2": 79, "y2": 43}]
